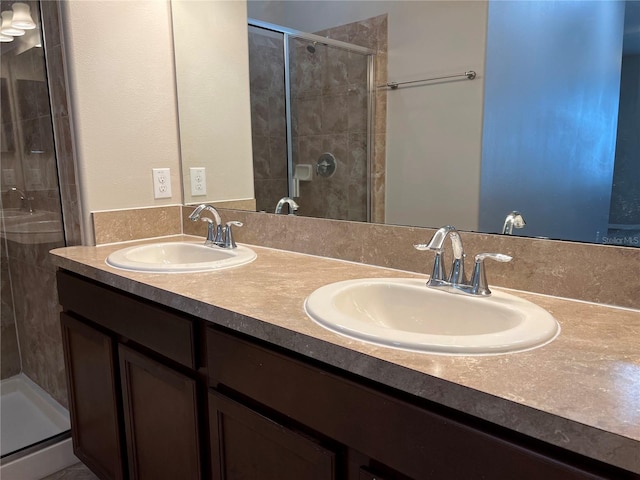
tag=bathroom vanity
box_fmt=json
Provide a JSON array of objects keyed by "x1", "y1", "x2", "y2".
[{"x1": 51, "y1": 238, "x2": 640, "y2": 480}]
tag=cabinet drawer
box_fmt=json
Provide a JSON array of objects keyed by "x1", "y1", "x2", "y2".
[
  {"x1": 207, "y1": 328, "x2": 610, "y2": 480},
  {"x1": 58, "y1": 270, "x2": 196, "y2": 369}
]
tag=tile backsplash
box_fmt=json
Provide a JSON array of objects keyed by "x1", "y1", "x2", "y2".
[
  {"x1": 93, "y1": 205, "x2": 182, "y2": 244},
  {"x1": 95, "y1": 205, "x2": 639, "y2": 309},
  {"x1": 185, "y1": 208, "x2": 640, "y2": 310}
]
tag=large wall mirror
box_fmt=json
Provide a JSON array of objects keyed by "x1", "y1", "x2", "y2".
[{"x1": 171, "y1": 0, "x2": 640, "y2": 248}]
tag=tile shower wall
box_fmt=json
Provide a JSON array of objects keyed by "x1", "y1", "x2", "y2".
[
  {"x1": 5, "y1": 233, "x2": 67, "y2": 406},
  {"x1": 248, "y1": 27, "x2": 288, "y2": 213},
  {"x1": 292, "y1": 15, "x2": 387, "y2": 222}
]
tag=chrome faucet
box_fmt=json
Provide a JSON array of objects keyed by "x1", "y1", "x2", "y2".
[
  {"x1": 10, "y1": 187, "x2": 34, "y2": 214},
  {"x1": 189, "y1": 204, "x2": 221, "y2": 246},
  {"x1": 189, "y1": 204, "x2": 244, "y2": 249},
  {"x1": 502, "y1": 211, "x2": 526, "y2": 235},
  {"x1": 414, "y1": 225, "x2": 467, "y2": 287},
  {"x1": 415, "y1": 225, "x2": 512, "y2": 296},
  {"x1": 275, "y1": 197, "x2": 299, "y2": 215}
]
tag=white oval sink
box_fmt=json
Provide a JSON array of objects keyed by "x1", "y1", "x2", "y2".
[
  {"x1": 106, "y1": 242, "x2": 256, "y2": 273},
  {"x1": 305, "y1": 278, "x2": 560, "y2": 355}
]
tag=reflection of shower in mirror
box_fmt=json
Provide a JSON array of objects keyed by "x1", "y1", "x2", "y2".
[{"x1": 316, "y1": 153, "x2": 337, "y2": 178}]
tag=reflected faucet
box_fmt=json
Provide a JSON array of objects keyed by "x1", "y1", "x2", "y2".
[
  {"x1": 275, "y1": 197, "x2": 299, "y2": 215},
  {"x1": 189, "y1": 204, "x2": 223, "y2": 247},
  {"x1": 415, "y1": 225, "x2": 512, "y2": 296},
  {"x1": 10, "y1": 187, "x2": 34, "y2": 214},
  {"x1": 502, "y1": 211, "x2": 526, "y2": 235}
]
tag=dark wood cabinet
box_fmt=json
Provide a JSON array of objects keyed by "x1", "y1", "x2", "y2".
[
  {"x1": 58, "y1": 271, "x2": 202, "y2": 480},
  {"x1": 206, "y1": 328, "x2": 633, "y2": 480},
  {"x1": 120, "y1": 345, "x2": 201, "y2": 480},
  {"x1": 58, "y1": 269, "x2": 636, "y2": 480},
  {"x1": 61, "y1": 313, "x2": 125, "y2": 480},
  {"x1": 209, "y1": 391, "x2": 336, "y2": 480}
]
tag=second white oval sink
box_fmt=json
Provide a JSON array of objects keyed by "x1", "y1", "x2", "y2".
[
  {"x1": 305, "y1": 278, "x2": 560, "y2": 355},
  {"x1": 106, "y1": 242, "x2": 256, "y2": 273}
]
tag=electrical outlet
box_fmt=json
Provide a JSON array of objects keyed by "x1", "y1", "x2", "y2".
[
  {"x1": 2, "y1": 169, "x2": 16, "y2": 186},
  {"x1": 152, "y1": 168, "x2": 172, "y2": 199},
  {"x1": 190, "y1": 167, "x2": 207, "y2": 196}
]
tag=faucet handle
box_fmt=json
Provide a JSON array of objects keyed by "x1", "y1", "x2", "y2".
[
  {"x1": 469, "y1": 253, "x2": 512, "y2": 296},
  {"x1": 413, "y1": 243, "x2": 441, "y2": 252},
  {"x1": 223, "y1": 221, "x2": 243, "y2": 249},
  {"x1": 415, "y1": 244, "x2": 447, "y2": 285},
  {"x1": 200, "y1": 218, "x2": 224, "y2": 247}
]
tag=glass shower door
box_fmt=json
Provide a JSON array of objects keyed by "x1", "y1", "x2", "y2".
[
  {"x1": 288, "y1": 37, "x2": 371, "y2": 221},
  {"x1": 247, "y1": 21, "x2": 373, "y2": 221},
  {"x1": 247, "y1": 25, "x2": 288, "y2": 214},
  {"x1": 1, "y1": 0, "x2": 69, "y2": 462}
]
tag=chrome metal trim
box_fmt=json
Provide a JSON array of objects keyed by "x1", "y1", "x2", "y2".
[
  {"x1": 249, "y1": 18, "x2": 375, "y2": 55},
  {"x1": 283, "y1": 33, "x2": 294, "y2": 198},
  {"x1": 379, "y1": 70, "x2": 477, "y2": 90},
  {"x1": 366, "y1": 53, "x2": 375, "y2": 223}
]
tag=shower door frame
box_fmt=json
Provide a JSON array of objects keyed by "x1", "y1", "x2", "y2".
[{"x1": 248, "y1": 19, "x2": 376, "y2": 222}]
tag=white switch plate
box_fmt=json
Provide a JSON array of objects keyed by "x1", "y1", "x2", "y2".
[
  {"x1": 190, "y1": 167, "x2": 207, "y2": 196},
  {"x1": 152, "y1": 168, "x2": 172, "y2": 199}
]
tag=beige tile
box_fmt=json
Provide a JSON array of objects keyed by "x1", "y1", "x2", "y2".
[
  {"x1": 93, "y1": 206, "x2": 182, "y2": 244},
  {"x1": 210, "y1": 209, "x2": 640, "y2": 310}
]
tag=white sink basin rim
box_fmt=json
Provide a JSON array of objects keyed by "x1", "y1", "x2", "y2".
[
  {"x1": 305, "y1": 278, "x2": 560, "y2": 355},
  {"x1": 106, "y1": 242, "x2": 256, "y2": 273}
]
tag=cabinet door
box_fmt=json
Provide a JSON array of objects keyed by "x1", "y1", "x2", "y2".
[
  {"x1": 61, "y1": 313, "x2": 125, "y2": 480},
  {"x1": 209, "y1": 391, "x2": 337, "y2": 480},
  {"x1": 119, "y1": 345, "x2": 201, "y2": 480}
]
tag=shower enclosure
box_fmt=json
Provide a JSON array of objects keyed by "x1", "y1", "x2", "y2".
[
  {"x1": 1, "y1": 1, "x2": 81, "y2": 477},
  {"x1": 247, "y1": 19, "x2": 376, "y2": 222}
]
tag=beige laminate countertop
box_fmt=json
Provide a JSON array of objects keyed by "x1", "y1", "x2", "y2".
[{"x1": 50, "y1": 235, "x2": 640, "y2": 474}]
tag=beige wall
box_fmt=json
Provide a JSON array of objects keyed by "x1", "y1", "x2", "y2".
[
  {"x1": 62, "y1": 0, "x2": 484, "y2": 243},
  {"x1": 384, "y1": 2, "x2": 486, "y2": 231},
  {"x1": 62, "y1": 0, "x2": 181, "y2": 244},
  {"x1": 172, "y1": 0, "x2": 254, "y2": 206},
  {"x1": 62, "y1": 0, "x2": 255, "y2": 244},
  {"x1": 247, "y1": 1, "x2": 487, "y2": 230}
]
